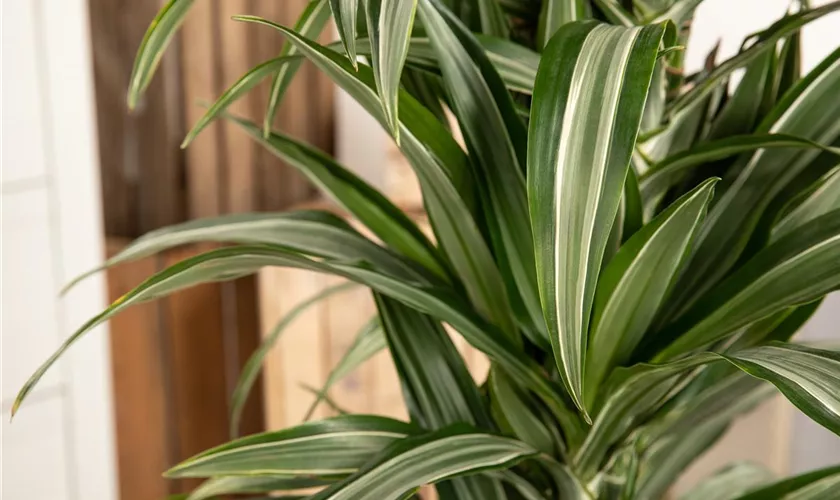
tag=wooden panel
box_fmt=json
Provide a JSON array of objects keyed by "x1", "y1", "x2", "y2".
[{"x1": 105, "y1": 240, "x2": 172, "y2": 500}]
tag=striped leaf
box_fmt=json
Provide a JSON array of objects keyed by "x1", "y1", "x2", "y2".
[
  {"x1": 707, "y1": 50, "x2": 775, "y2": 140},
  {"x1": 538, "y1": 0, "x2": 589, "y2": 48},
  {"x1": 168, "y1": 415, "x2": 417, "y2": 477},
  {"x1": 311, "y1": 427, "x2": 538, "y2": 500},
  {"x1": 664, "y1": 48, "x2": 840, "y2": 314},
  {"x1": 654, "y1": 210, "x2": 840, "y2": 359},
  {"x1": 304, "y1": 317, "x2": 385, "y2": 420},
  {"x1": 584, "y1": 179, "x2": 717, "y2": 407},
  {"x1": 650, "y1": 0, "x2": 704, "y2": 24},
  {"x1": 734, "y1": 465, "x2": 840, "y2": 500},
  {"x1": 227, "y1": 116, "x2": 448, "y2": 279},
  {"x1": 679, "y1": 463, "x2": 775, "y2": 500},
  {"x1": 476, "y1": 0, "x2": 510, "y2": 38},
  {"x1": 489, "y1": 369, "x2": 557, "y2": 454},
  {"x1": 528, "y1": 21, "x2": 666, "y2": 413},
  {"x1": 366, "y1": 0, "x2": 418, "y2": 139},
  {"x1": 127, "y1": 0, "x2": 196, "y2": 109},
  {"x1": 330, "y1": 0, "x2": 361, "y2": 66},
  {"x1": 187, "y1": 476, "x2": 333, "y2": 500},
  {"x1": 667, "y1": 2, "x2": 840, "y2": 114},
  {"x1": 235, "y1": 16, "x2": 520, "y2": 338},
  {"x1": 231, "y1": 282, "x2": 357, "y2": 437},
  {"x1": 591, "y1": 0, "x2": 636, "y2": 26},
  {"x1": 772, "y1": 167, "x2": 840, "y2": 242},
  {"x1": 264, "y1": 0, "x2": 332, "y2": 136},
  {"x1": 419, "y1": 0, "x2": 541, "y2": 343}
]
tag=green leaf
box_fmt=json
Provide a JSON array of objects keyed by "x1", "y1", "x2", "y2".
[
  {"x1": 187, "y1": 476, "x2": 333, "y2": 500},
  {"x1": 639, "y1": 133, "x2": 840, "y2": 209},
  {"x1": 733, "y1": 465, "x2": 840, "y2": 500},
  {"x1": 227, "y1": 115, "x2": 449, "y2": 280},
  {"x1": 127, "y1": 0, "x2": 196, "y2": 109},
  {"x1": 489, "y1": 369, "x2": 556, "y2": 454},
  {"x1": 303, "y1": 317, "x2": 385, "y2": 420},
  {"x1": 264, "y1": 0, "x2": 333, "y2": 137},
  {"x1": 182, "y1": 57, "x2": 296, "y2": 147},
  {"x1": 654, "y1": 210, "x2": 840, "y2": 359},
  {"x1": 528, "y1": 21, "x2": 666, "y2": 414},
  {"x1": 722, "y1": 342, "x2": 840, "y2": 436},
  {"x1": 419, "y1": 0, "x2": 541, "y2": 343},
  {"x1": 772, "y1": 166, "x2": 840, "y2": 242},
  {"x1": 663, "y1": 49, "x2": 840, "y2": 313},
  {"x1": 168, "y1": 415, "x2": 417, "y2": 477},
  {"x1": 667, "y1": 1, "x2": 840, "y2": 114},
  {"x1": 591, "y1": 0, "x2": 636, "y2": 26},
  {"x1": 650, "y1": 0, "x2": 704, "y2": 24},
  {"x1": 234, "y1": 15, "x2": 519, "y2": 338},
  {"x1": 366, "y1": 0, "x2": 418, "y2": 139},
  {"x1": 538, "y1": 0, "x2": 589, "y2": 48},
  {"x1": 331, "y1": 0, "x2": 361, "y2": 67},
  {"x1": 774, "y1": 29, "x2": 802, "y2": 102},
  {"x1": 375, "y1": 293, "x2": 493, "y2": 429},
  {"x1": 679, "y1": 463, "x2": 775, "y2": 500},
  {"x1": 311, "y1": 426, "x2": 538, "y2": 500},
  {"x1": 230, "y1": 282, "x2": 357, "y2": 437},
  {"x1": 585, "y1": 179, "x2": 717, "y2": 407},
  {"x1": 475, "y1": 0, "x2": 510, "y2": 38},
  {"x1": 707, "y1": 50, "x2": 775, "y2": 140}
]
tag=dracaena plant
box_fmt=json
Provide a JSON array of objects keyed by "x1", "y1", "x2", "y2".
[{"x1": 13, "y1": 0, "x2": 840, "y2": 498}]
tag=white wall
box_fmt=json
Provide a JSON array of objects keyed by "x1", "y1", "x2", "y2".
[{"x1": 1, "y1": 1, "x2": 117, "y2": 499}]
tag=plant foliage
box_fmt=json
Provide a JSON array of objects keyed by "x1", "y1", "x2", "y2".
[{"x1": 15, "y1": 0, "x2": 840, "y2": 498}]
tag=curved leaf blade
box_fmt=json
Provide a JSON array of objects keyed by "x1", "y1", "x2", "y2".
[
  {"x1": 733, "y1": 465, "x2": 840, "y2": 500},
  {"x1": 331, "y1": 0, "x2": 361, "y2": 67},
  {"x1": 127, "y1": 0, "x2": 196, "y2": 109},
  {"x1": 585, "y1": 179, "x2": 717, "y2": 407},
  {"x1": 772, "y1": 166, "x2": 840, "y2": 242},
  {"x1": 538, "y1": 0, "x2": 589, "y2": 48},
  {"x1": 187, "y1": 476, "x2": 332, "y2": 500},
  {"x1": 528, "y1": 20, "x2": 666, "y2": 413}
]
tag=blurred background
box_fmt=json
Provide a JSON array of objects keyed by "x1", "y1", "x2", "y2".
[{"x1": 1, "y1": 0, "x2": 838, "y2": 499}]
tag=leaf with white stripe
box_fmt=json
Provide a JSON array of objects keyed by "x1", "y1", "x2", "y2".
[
  {"x1": 772, "y1": 166, "x2": 840, "y2": 242},
  {"x1": 311, "y1": 427, "x2": 538, "y2": 500},
  {"x1": 187, "y1": 476, "x2": 333, "y2": 500},
  {"x1": 584, "y1": 179, "x2": 717, "y2": 407},
  {"x1": 679, "y1": 463, "x2": 774, "y2": 500},
  {"x1": 127, "y1": 0, "x2": 196, "y2": 109},
  {"x1": 734, "y1": 465, "x2": 840, "y2": 500},
  {"x1": 264, "y1": 0, "x2": 332, "y2": 136},
  {"x1": 366, "y1": 0, "x2": 418, "y2": 139},
  {"x1": 664, "y1": 47, "x2": 840, "y2": 315},
  {"x1": 331, "y1": 0, "x2": 361, "y2": 67},
  {"x1": 538, "y1": 0, "x2": 589, "y2": 48},
  {"x1": 419, "y1": 0, "x2": 541, "y2": 343},
  {"x1": 653, "y1": 210, "x2": 840, "y2": 359},
  {"x1": 528, "y1": 21, "x2": 666, "y2": 413},
  {"x1": 168, "y1": 415, "x2": 417, "y2": 477}
]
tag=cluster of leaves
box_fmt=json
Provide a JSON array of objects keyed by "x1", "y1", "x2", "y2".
[{"x1": 15, "y1": 0, "x2": 840, "y2": 498}]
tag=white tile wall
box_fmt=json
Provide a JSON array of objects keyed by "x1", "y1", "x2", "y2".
[{"x1": 1, "y1": 1, "x2": 117, "y2": 499}]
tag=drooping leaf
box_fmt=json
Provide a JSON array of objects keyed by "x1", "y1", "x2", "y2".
[
  {"x1": 187, "y1": 476, "x2": 333, "y2": 500},
  {"x1": 304, "y1": 317, "x2": 386, "y2": 420},
  {"x1": 663, "y1": 49, "x2": 840, "y2": 314},
  {"x1": 639, "y1": 134, "x2": 840, "y2": 206},
  {"x1": 127, "y1": 0, "x2": 196, "y2": 109},
  {"x1": 264, "y1": 0, "x2": 333, "y2": 136},
  {"x1": 733, "y1": 465, "x2": 840, "y2": 500},
  {"x1": 366, "y1": 0, "x2": 418, "y2": 139},
  {"x1": 331, "y1": 0, "x2": 361, "y2": 66},
  {"x1": 772, "y1": 166, "x2": 840, "y2": 242},
  {"x1": 235, "y1": 16, "x2": 520, "y2": 337},
  {"x1": 528, "y1": 20, "x2": 666, "y2": 413},
  {"x1": 311, "y1": 426, "x2": 538, "y2": 500},
  {"x1": 584, "y1": 179, "x2": 717, "y2": 407},
  {"x1": 667, "y1": 2, "x2": 840, "y2": 114},
  {"x1": 679, "y1": 463, "x2": 775, "y2": 500},
  {"x1": 419, "y1": 0, "x2": 541, "y2": 343},
  {"x1": 653, "y1": 210, "x2": 840, "y2": 359},
  {"x1": 537, "y1": 0, "x2": 589, "y2": 48},
  {"x1": 168, "y1": 415, "x2": 417, "y2": 477},
  {"x1": 230, "y1": 282, "x2": 357, "y2": 437},
  {"x1": 227, "y1": 115, "x2": 449, "y2": 280},
  {"x1": 650, "y1": 0, "x2": 704, "y2": 24}
]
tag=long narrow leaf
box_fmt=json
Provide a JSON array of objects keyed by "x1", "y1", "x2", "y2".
[
  {"x1": 264, "y1": 0, "x2": 332, "y2": 136},
  {"x1": 772, "y1": 166, "x2": 840, "y2": 242},
  {"x1": 127, "y1": 0, "x2": 196, "y2": 109},
  {"x1": 187, "y1": 476, "x2": 333, "y2": 500},
  {"x1": 538, "y1": 0, "x2": 589, "y2": 48},
  {"x1": 366, "y1": 0, "x2": 418, "y2": 139},
  {"x1": 331, "y1": 0, "x2": 361, "y2": 67},
  {"x1": 584, "y1": 179, "x2": 716, "y2": 407},
  {"x1": 528, "y1": 20, "x2": 665, "y2": 413},
  {"x1": 733, "y1": 465, "x2": 840, "y2": 500}
]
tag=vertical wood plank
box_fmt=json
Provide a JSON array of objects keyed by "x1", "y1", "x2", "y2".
[
  {"x1": 105, "y1": 239, "x2": 172, "y2": 500},
  {"x1": 164, "y1": 245, "x2": 229, "y2": 493},
  {"x1": 232, "y1": 275, "x2": 266, "y2": 437},
  {"x1": 258, "y1": 267, "x2": 287, "y2": 429},
  {"x1": 181, "y1": 0, "x2": 223, "y2": 218}
]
